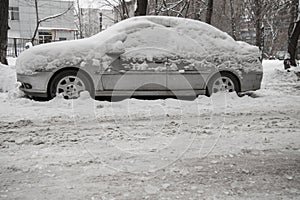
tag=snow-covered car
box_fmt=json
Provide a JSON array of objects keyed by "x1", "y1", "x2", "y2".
[{"x1": 16, "y1": 16, "x2": 263, "y2": 99}]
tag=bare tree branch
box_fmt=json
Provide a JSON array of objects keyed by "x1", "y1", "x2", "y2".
[
  {"x1": 31, "y1": 0, "x2": 74, "y2": 44},
  {"x1": 39, "y1": 4, "x2": 73, "y2": 23}
]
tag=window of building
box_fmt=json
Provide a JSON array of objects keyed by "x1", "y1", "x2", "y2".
[
  {"x1": 59, "y1": 37, "x2": 67, "y2": 41},
  {"x1": 39, "y1": 32, "x2": 52, "y2": 44},
  {"x1": 9, "y1": 7, "x2": 19, "y2": 20}
]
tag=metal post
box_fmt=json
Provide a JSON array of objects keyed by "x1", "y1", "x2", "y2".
[
  {"x1": 99, "y1": 12, "x2": 102, "y2": 32},
  {"x1": 13, "y1": 38, "x2": 17, "y2": 57}
]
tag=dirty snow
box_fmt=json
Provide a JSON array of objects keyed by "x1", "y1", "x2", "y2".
[
  {"x1": 16, "y1": 16, "x2": 261, "y2": 77},
  {"x1": 1, "y1": 59, "x2": 300, "y2": 199}
]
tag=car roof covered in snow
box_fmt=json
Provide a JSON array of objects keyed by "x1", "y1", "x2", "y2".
[{"x1": 16, "y1": 16, "x2": 260, "y2": 75}]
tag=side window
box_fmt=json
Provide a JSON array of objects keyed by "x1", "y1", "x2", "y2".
[
  {"x1": 108, "y1": 57, "x2": 125, "y2": 72},
  {"x1": 123, "y1": 27, "x2": 174, "y2": 51},
  {"x1": 9, "y1": 7, "x2": 19, "y2": 20},
  {"x1": 122, "y1": 26, "x2": 201, "y2": 72},
  {"x1": 120, "y1": 48, "x2": 174, "y2": 72},
  {"x1": 168, "y1": 58, "x2": 197, "y2": 72}
]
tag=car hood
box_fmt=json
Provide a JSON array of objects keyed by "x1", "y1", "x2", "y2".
[
  {"x1": 16, "y1": 33, "x2": 127, "y2": 75},
  {"x1": 16, "y1": 16, "x2": 262, "y2": 75}
]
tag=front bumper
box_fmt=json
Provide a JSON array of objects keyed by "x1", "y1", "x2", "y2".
[
  {"x1": 240, "y1": 72, "x2": 263, "y2": 92},
  {"x1": 17, "y1": 72, "x2": 53, "y2": 98}
]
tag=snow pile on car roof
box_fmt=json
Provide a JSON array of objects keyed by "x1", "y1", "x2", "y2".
[{"x1": 16, "y1": 16, "x2": 261, "y2": 75}]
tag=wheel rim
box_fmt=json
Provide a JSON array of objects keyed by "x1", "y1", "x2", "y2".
[
  {"x1": 212, "y1": 76, "x2": 235, "y2": 93},
  {"x1": 56, "y1": 76, "x2": 86, "y2": 99}
]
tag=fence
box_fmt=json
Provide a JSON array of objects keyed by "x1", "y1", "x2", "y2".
[{"x1": 7, "y1": 38, "x2": 38, "y2": 57}]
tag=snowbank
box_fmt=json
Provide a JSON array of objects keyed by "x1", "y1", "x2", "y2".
[
  {"x1": 0, "y1": 63, "x2": 16, "y2": 92},
  {"x1": 259, "y1": 60, "x2": 300, "y2": 96},
  {"x1": 0, "y1": 59, "x2": 299, "y2": 125},
  {"x1": 16, "y1": 16, "x2": 261, "y2": 76}
]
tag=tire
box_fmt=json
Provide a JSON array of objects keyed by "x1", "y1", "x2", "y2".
[
  {"x1": 48, "y1": 69, "x2": 93, "y2": 99},
  {"x1": 206, "y1": 72, "x2": 240, "y2": 97}
]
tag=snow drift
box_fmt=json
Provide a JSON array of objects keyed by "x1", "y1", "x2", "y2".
[{"x1": 0, "y1": 63, "x2": 16, "y2": 92}]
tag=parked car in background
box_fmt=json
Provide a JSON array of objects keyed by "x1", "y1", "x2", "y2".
[{"x1": 16, "y1": 16, "x2": 263, "y2": 100}]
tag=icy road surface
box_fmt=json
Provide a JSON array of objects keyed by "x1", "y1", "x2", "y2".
[{"x1": 0, "y1": 60, "x2": 299, "y2": 199}]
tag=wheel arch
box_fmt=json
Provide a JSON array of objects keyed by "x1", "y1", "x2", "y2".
[
  {"x1": 206, "y1": 70, "x2": 241, "y2": 95},
  {"x1": 47, "y1": 67, "x2": 95, "y2": 98}
]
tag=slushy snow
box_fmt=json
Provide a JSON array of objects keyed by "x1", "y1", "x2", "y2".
[{"x1": 0, "y1": 59, "x2": 299, "y2": 200}]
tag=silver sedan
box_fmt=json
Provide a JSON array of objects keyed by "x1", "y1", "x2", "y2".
[{"x1": 16, "y1": 16, "x2": 263, "y2": 99}]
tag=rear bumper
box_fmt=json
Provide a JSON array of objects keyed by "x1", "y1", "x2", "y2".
[
  {"x1": 17, "y1": 72, "x2": 52, "y2": 98},
  {"x1": 240, "y1": 72, "x2": 263, "y2": 92}
]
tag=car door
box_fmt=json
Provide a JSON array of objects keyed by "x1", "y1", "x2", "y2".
[
  {"x1": 166, "y1": 57, "x2": 208, "y2": 96},
  {"x1": 100, "y1": 23, "x2": 209, "y2": 95},
  {"x1": 101, "y1": 48, "x2": 168, "y2": 93}
]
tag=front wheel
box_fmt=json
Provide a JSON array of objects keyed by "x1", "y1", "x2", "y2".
[
  {"x1": 49, "y1": 70, "x2": 93, "y2": 99},
  {"x1": 206, "y1": 72, "x2": 239, "y2": 96}
]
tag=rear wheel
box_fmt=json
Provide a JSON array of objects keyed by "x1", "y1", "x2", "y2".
[
  {"x1": 49, "y1": 70, "x2": 92, "y2": 99},
  {"x1": 206, "y1": 72, "x2": 239, "y2": 96}
]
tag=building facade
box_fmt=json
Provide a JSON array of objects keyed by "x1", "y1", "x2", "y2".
[
  {"x1": 78, "y1": 8, "x2": 115, "y2": 38},
  {"x1": 8, "y1": 0, "x2": 77, "y2": 56}
]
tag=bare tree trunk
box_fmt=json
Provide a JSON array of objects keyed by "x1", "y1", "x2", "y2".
[
  {"x1": 184, "y1": 0, "x2": 190, "y2": 18},
  {"x1": 0, "y1": 0, "x2": 9, "y2": 64},
  {"x1": 121, "y1": 0, "x2": 129, "y2": 19},
  {"x1": 229, "y1": 0, "x2": 237, "y2": 40},
  {"x1": 31, "y1": 0, "x2": 39, "y2": 44},
  {"x1": 254, "y1": 0, "x2": 262, "y2": 48},
  {"x1": 290, "y1": 0, "x2": 298, "y2": 22},
  {"x1": 76, "y1": 0, "x2": 83, "y2": 39},
  {"x1": 205, "y1": 0, "x2": 214, "y2": 24},
  {"x1": 31, "y1": 0, "x2": 73, "y2": 44},
  {"x1": 135, "y1": 0, "x2": 148, "y2": 16},
  {"x1": 222, "y1": 0, "x2": 226, "y2": 15},
  {"x1": 154, "y1": 0, "x2": 159, "y2": 15},
  {"x1": 284, "y1": 0, "x2": 300, "y2": 69}
]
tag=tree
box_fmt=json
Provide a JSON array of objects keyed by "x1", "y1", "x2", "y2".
[
  {"x1": 229, "y1": 0, "x2": 237, "y2": 40},
  {"x1": 74, "y1": 0, "x2": 83, "y2": 39},
  {"x1": 263, "y1": 0, "x2": 290, "y2": 55},
  {"x1": 254, "y1": 0, "x2": 262, "y2": 48},
  {"x1": 135, "y1": 0, "x2": 148, "y2": 16},
  {"x1": 31, "y1": 0, "x2": 73, "y2": 44},
  {"x1": 103, "y1": 0, "x2": 132, "y2": 21},
  {"x1": 284, "y1": 0, "x2": 300, "y2": 69},
  {"x1": 205, "y1": 0, "x2": 214, "y2": 24},
  {"x1": 211, "y1": 0, "x2": 242, "y2": 41},
  {"x1": 148, "y1": 0, "x2": 191, "y2": 17},
  {"x1": 0, "y1": 0, "x2": 9, "y2": 65}
]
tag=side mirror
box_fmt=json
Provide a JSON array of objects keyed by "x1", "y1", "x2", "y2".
[{"x1": 106, "y1": 41, "x2": 125, "y2": 56}]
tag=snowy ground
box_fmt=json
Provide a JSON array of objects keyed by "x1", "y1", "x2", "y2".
[{"x1": 0, "y1": 59, "x2": 299, "y2": 199}]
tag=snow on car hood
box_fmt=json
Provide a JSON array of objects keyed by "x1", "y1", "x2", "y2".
[{"x1": 16, "y1": 16, "x2": 262, "y2": 75}]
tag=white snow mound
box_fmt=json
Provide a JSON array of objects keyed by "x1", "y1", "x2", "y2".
[{"x1": 0, "y1": 63, "x2": 17, "y2": 92}]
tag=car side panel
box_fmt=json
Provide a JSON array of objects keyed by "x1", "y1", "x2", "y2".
[
  {"x1": 100, "y1": 56, "x2": 168, "y2": 92},
  {"x1": 101, "y1": 71, "x2": 167, "y2": 91},
  {"x1": 240, "y1": 72, "x2": 263, "y2": 92}
]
